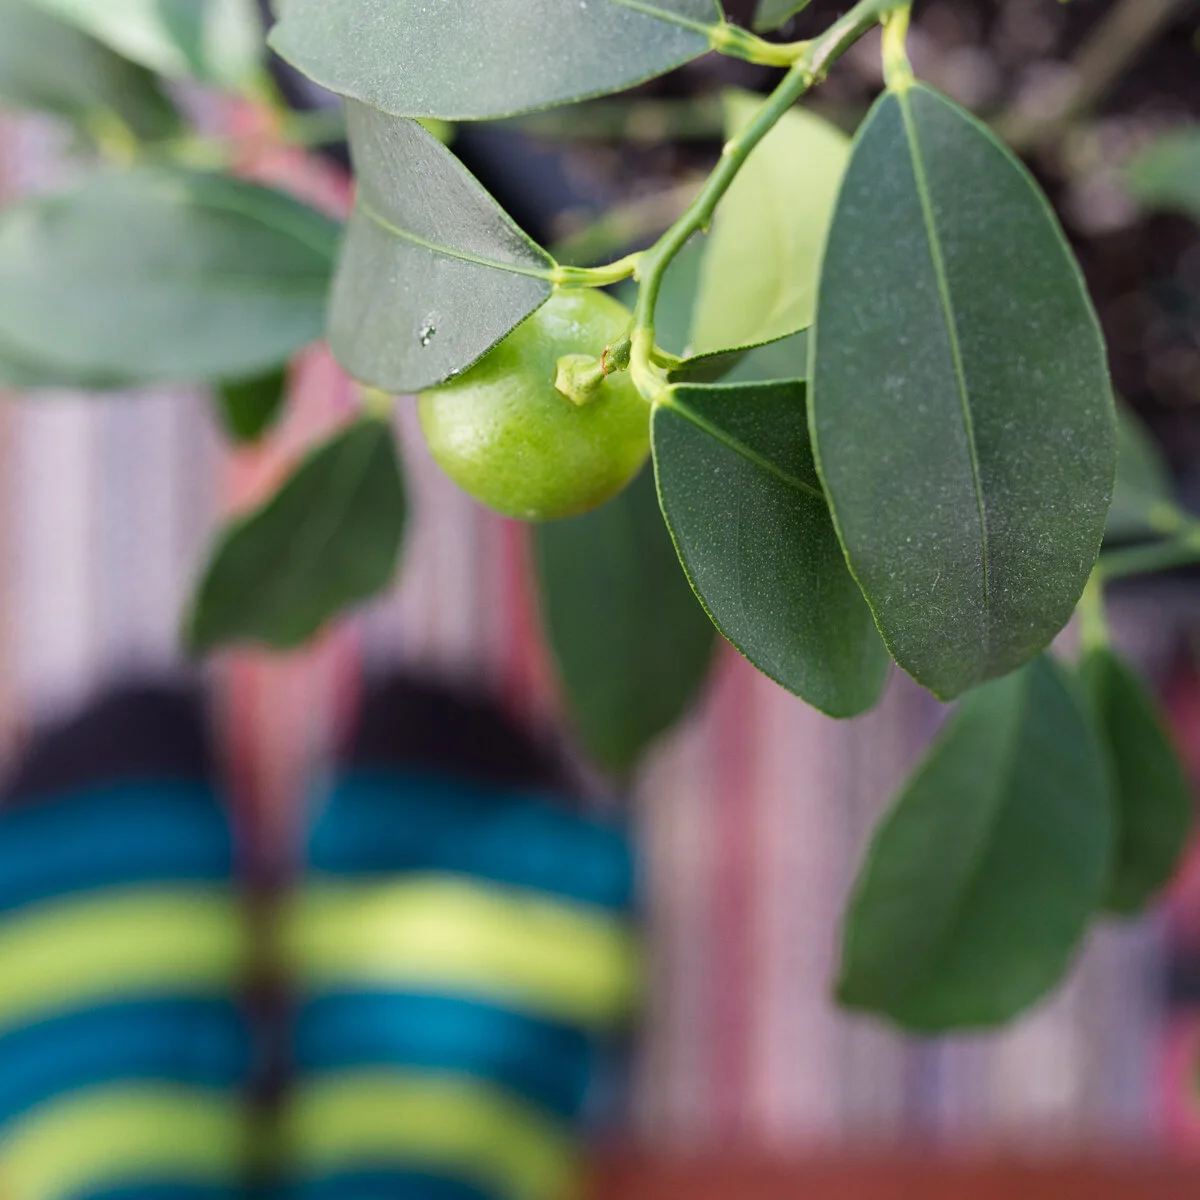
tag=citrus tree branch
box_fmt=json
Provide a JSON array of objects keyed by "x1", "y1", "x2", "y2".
[
  {"x1": 1077, "y1": 574, "x2": 1111, "y2": 651},
  {"x1": 626, "y1": 0, "x2": 907, "y2": 396}
]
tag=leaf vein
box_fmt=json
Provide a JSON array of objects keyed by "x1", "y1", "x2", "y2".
[
  {"x1": 663, "y1": 392, "x2": 823, "y2": 500},
  {"x1": 898, "y1": 89, "x2": 992, "y2": 677},
  {"x1": 608, "y1": 0, "x2": 721, "y2": 36},
  {"x1": 357, "y1": 198, "x2": 557, "y2": 283}
]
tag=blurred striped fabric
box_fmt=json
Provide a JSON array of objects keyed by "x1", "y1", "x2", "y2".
[
  {"x1": 0, "y1": 106, "x2": 1196, "y2": 1160},
  {"x1": 280, "y1": 771, "x2": 638, "y2": 1200},
  {"x1": 0, "y1": 776, "x2": 252, "y2": 1200}
]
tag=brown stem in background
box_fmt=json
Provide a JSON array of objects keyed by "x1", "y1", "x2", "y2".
[{"x1": 997, "y1": 0, "x2": 1196, "y2": 153}]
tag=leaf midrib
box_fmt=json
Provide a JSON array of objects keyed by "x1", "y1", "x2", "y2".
[
  {"x1": 610, "y1": 0, "x2": 722, "y2": 37},
  {"x1": 898, "y1": 87, "x2": 992, "y2": 678},
  {"x1": 662, "y1": 390, "x2": 823, "y2": 500},
  {"x1": 893, "y1": 675, "x2": 1028, "y2": 1018},
  {"x1": 357, "y1": 197, "x2": 556, "y2": 283}
]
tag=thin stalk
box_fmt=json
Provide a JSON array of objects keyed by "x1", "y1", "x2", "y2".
[
  {"x1": 1077, "y1": 574, "x2": 1111, "y2": 652},
  {"x1": 881, "y1": 5, "x2": 914, "y2": 90},
  {"x1": 629, "y1": 0, "x2": 905, "y2": 396},
  {"x1": 1096, "y1": 529, "x2": 1200, "y2": 582},
  {"x1": 553, "y1": 253, "x2": 641, "y2": 288}
]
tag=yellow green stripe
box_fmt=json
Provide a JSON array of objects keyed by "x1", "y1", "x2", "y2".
[
  {"x1": 281, "y1": 1072, "x2": 580, "y2": 1200},
  {"x1": 0, "y1": 888, "x2": 248, "y2": 1038},
  {"x1": 0, "y1": 1085, "x2": 245, "y2": 1200},
  {"x1": 282, "y1": 876, "x2": 640, "y2": 1028}
]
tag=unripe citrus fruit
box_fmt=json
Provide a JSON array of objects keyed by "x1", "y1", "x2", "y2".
[{"x1": 418, "y1": 289, "x2": 649, "y2": 521}]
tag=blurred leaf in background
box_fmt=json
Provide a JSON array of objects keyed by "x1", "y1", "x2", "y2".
[
  {"x1": 1127, "y1": 127, "x2": 1200, "y2": 221},
  {"x1": 839, "y1": 655, "x2": 1113, "y2": 1032},
  {"x1": 1079, "y1": 646, "x2": 1195, "y2": 917},
  {"x1": 0, "y1": 168, "x2": 338, "y2": 389},
  {"x1": 217, "y1": 367, "x2": 290, "y2": 444},
  {"x1": 535, "y1": 467, "x2": 717, "y2": 776},
  {"x1": 187, "y1": 417, "x2": 407, "y2": 652},
  {"x1": 1107, "y1": 404, "x2": 1184, "y2": 542},
  {"x1": 25, "y1": 0, "x2": 266, "y2": 94},
  {"x1": 0, "y1": 0, "x2": 180, "y2": 142}
]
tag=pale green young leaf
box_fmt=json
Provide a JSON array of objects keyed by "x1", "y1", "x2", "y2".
[
  {"x1": 839, "y1": 655, "x2": 1113, "y2": 1032},
  {"x1": 330, "y1": 102, "x2": 555, "y2": 394},
  {"x1": 187, "y1": 418, "x2": 406, "y2": 651},
  {"x1": 653, "y1": 380, "x2": 889, "y2": 718},
  {"x1": 690, "y1": 92, "x2": 848, "y2": 355},
  {"x1": 1107, "y1": 405, "x2": 1180, "y2": 543},
  {"x1": 0, "y1": 167, "x2": 338, "y2": 386},
  {"x1": 754, "y1": 0, "x2": 814, "y2": 33},
  {"x1": 27, "y1": 0, "x2": 264, "y2": 92},
  {"x1": 269, "y1": 0, "x2": 722, "y2": 120},
  {"x1": 811, "y1": 85, "x2": 1115, "y2": 701},
  {"x1": 622, "y1": 235, "x2": 809, "y2": 385},
  {"x1": 535, "y1": 467, "x2": 717, "y2": 775},
  {"x1": 1079, "y1": 647, "x2": 1195, "y2": 917},
  {"x1": 0, "y1": 0, "x2": 179, "y2": 140},
  {"x1": 1126, "y1": 127, "x2": 1200, "y2": 222}
]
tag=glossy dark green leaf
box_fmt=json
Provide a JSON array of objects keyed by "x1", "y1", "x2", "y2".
[
  {"x1": 269, "y1": 0, "x2": 720, "y2": 120},
  {"x1": 187, "y1": 417, "x2": 406, "y2": 652},
  {"x1": 652, "y1": 380, "x2": 889, "y2": 718},
  {"x1": 330, "y1": 102, "x2": 555, "y2": 394},
  {"x1": 1107, "y1": 405, "x2": 1180, "y2": 543},
  {"x1": 1126, "y1": 127, "x2": 1200, "y2": 221},
  {"x1": 754, "y1": 0, "x2": 814, "y2": 32},
  {"x1": 217, "y1": 368, "x2": 289, "y2": 444},
  {"x1": 0, "y1": 167, "x2": 338, "y2": 386},
  {"x1": 0, "y1": 0, "x2": 179, "y2": 139},
  {"x1": 811, "y1": 84, "x2": 1115, "y2": 701},
  {"x1": 839, "y1": 655, "x2": 1113, "y2": 1032},
  {"x1": 535, "y1": 467, "x2": 716, "y2": 774},
  {"x1": 690, "y1": 92, "x2": 848, "y2": 355},
  {"x1": 1079, "y1": 647, "x2": 1194, "y2": 916},
  {"x1": 27, "y1": 0, "x2": 264, "y2": 91}
]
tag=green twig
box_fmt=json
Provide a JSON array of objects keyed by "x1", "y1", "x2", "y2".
[
  {"x1": 552, "y1": 253, "x2": 641, "y2": 288},
  {"x1": 628, "y1": 0, "x2": 905, "y2": 397},
  {"x1": 1077, "y1": 574, "x2": 1111, "y2": 652},
  {"x1": 1096, "y1": 529, "x2": 1200, "y2": 582},
  {"x1": 881, "y1": 5, "x2": 915, "y2": 91}
]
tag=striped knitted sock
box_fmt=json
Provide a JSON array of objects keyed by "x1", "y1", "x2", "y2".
[
  {"x1": 0, "y1": 686, "x2": 254, "y2": 1200},
  {"x1": 277, "y1": 679, "x2": 640, "y2": 1200}
]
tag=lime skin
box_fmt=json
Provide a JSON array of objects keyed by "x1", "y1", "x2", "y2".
[{"x1": 418, "y1": 289, "x2": 650, "y2": 521}]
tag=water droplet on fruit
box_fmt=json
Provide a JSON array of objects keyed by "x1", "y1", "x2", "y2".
[{"x1": 418, "y1": 323, "x2": 437, "y2": 347}]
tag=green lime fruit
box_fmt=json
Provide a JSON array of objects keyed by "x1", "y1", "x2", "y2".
[{"x1": 418, "y1": 289, "x2": 650, "y2": 521}]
